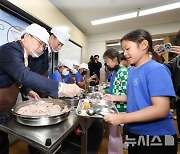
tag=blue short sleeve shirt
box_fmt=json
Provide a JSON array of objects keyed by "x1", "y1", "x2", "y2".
[
  {"x1": 64, "y1": 73, "x2": 71, "y2": 84},
  {"x1": 50, "y1": 70, "x2": 62, "y2": 82},
  {"x1": 75, "y1": 72, "x2": 82, "y2": 83},
  {"x1": 127, "y1": 60, "x2": 176, "y2": 135}
]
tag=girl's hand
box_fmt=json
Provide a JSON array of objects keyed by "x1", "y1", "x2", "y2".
[
  {"x1": 103, "y1": 114, "x2": 124, "y2": 125},
  {"x1": 89, "y1": 74, "x2": 97, "y2": 81},
  {"x1": 103, "y1": 94, "x2": 114, "y2": 101},
  {"x1": 86, "y1": 75, "x2": 96, "y2": 83}
]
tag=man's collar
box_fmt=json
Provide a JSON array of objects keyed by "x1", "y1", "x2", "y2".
[
  {"x1": 47, "y1": 45, "x2": 52, "y2": 54},
  {"x1": 24, "y1": 49, "x2": 28, "y2": 58}
]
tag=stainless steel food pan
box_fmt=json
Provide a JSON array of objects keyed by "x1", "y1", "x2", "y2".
[
  {"x1": 11, "y1": 98, "x2": 71, "y2": 126},
  {"x1": 60, "y1": 98, "x2": 79, "y2": 107}
]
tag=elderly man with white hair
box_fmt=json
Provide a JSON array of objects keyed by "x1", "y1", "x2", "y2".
[{"x1": 0, "y1": 23, "x2": 82, "y2": 154}]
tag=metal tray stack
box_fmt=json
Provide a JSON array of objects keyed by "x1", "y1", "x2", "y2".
[{"x1": 76, "y1": 99, "x2": 118, "y2": 118}]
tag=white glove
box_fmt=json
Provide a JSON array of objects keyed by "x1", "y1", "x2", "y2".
[{"x1": 58, "y1": 83, "x2": 82, "y2": 97}]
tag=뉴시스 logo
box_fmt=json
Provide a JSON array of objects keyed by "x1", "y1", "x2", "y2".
[{"x1": 125, "y1": 135, "x2": 175, "y2": 147}]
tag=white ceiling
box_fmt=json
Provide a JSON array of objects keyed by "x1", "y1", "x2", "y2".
[{"x1": 49, "y1": 0, "x2": 180, "y2": 35}]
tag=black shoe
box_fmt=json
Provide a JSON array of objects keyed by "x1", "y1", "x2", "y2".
[{"x1": 28, "y1": 145, "x2": 41, "y2": 154}]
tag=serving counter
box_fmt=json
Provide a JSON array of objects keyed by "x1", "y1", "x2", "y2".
[{"x1": 0, "y1": 111, "x2": 94, "y2": 154}]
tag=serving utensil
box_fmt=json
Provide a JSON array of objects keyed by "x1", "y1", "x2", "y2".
[{"x1": 86, "y1": 108, "x2": 104, "y2": 117}]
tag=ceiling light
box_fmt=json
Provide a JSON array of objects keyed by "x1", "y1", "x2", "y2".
[
  {"x1": 139, "y1": 2, "x2": 180, "y2": 16},
  {"x1": 91, "y1": 12, "x2": 137, "y2": 25},
  {"x1": 152, "y1": 38, "x2": 164, "y2": 41},
  {"x1": 107, "y1": 42, "x2": 121, "y2": 46}
]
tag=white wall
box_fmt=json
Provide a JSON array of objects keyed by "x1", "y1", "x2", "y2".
[
  {"x1": 87, "y1": 21, "x2": 180, "y2": 67},
  {"x1": 88, "y1": 41, "x2": 106, "y2": 64}
]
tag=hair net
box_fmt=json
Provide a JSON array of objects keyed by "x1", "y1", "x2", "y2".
[
  {"x1": 57, "y1": 59, "x2": 73, "y2": 70},
  {"x1": 51, "y1": 27, "x2": 70, "y2": 45},
  {"x1": 78, "y1": 63, "x2": 88, "y2": 70},
  {"x1": 22, "y1": 23, "x2": 49, "y2": 45}
]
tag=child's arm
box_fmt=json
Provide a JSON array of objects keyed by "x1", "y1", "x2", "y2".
[
  {"x1": 104, "y1": 96, "x2": 170, "y2": 125},
  {"x1": 103, "y1": 94, "x2": 127, "y2": 102}
]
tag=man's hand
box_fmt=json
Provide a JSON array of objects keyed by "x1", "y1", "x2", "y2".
[
  {"x1": 154, "y1": 44, "x2": 164, "y2": 56},
  {"x1": 27, "y1": 91, "x2": 40, "y2": 100},
  {"x1": 154, "y1": 44, "x2": 180, "y2": 56},
  {"x1": 58, "y1": 83, "x2": 84, "y2": 97},
  {"x1": 171, "y1": 46, "x2": 180, "y2": 55}
]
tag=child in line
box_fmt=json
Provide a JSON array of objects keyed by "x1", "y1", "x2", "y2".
[
  {"x1": 103, "y1": 29, "x2": 177, "y2": 154},
  {"x1": 75, "y1": 63, "x2": 96, "y2": 89},
  {"x1": 103, "y1": 48, "x2": 128, "y2": 154},
  {"x1": 120, "y1": 52, "x2": 131, "y2": 71},
  {"x1": 50, "y1": 59, "x2": 72, "y2": 83}
]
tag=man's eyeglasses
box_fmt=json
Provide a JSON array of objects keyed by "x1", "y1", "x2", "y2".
[{"x1": 30, "y1": 35, "x2": 48, "y2": 50}]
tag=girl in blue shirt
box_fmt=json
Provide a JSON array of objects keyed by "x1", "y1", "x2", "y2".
[{"x1": 103, "y1": 29, "x2": 177, "y2": 154}]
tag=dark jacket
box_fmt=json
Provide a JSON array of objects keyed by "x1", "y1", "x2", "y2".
[
  {"x1": 28, "y1": 48, "x2": 49, "y2": 75},
  {"x1": 93, "y1": 61, "x2": 102, "y2": 79},
  {"x1": 165, "y1": 56, "x2": 180, "y2": 96},
  {"x1": 22, "y1": 48, "x2": 49, "y2": 98},
  {"x1": 0, "y1": 41, "x2": 58, "y2": 97},
  {"x1": 88, "y1": 61, "x2": 102, "y2": 79}
]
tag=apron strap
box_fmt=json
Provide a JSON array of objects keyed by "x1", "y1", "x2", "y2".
[{"x1": 0, "y1": 83, "x2": 20, "y2": 113}]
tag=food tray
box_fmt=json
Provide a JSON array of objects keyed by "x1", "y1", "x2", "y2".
[
  {"x1": 86, "y1": 92, "x2": 103, "y2": 100},
  {"x1": 76, "y1": 99, "x2": 118, "y2": 118}
]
